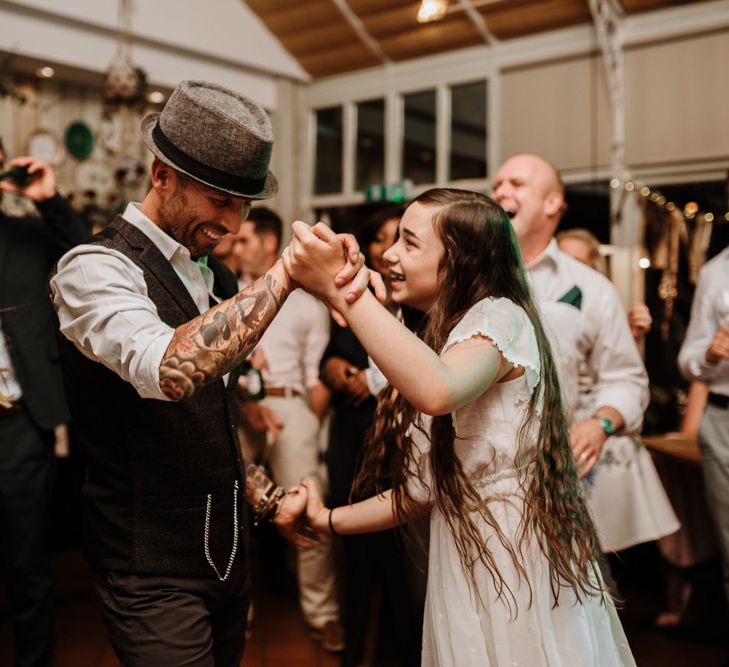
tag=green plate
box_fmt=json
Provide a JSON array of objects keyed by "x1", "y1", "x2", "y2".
[{"x1": 65, "y1": 121, "x2": 94, "y2": 160}]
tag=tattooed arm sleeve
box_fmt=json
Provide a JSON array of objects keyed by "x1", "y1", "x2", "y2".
[
  {"x1": 159, "y1": 258, "x2": 291, "y2": 400},
  {"x1": 244, "y1": 462, "x2": 276, "y2": 506}
]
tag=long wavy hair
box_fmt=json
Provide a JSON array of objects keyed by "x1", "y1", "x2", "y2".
[{"x1": 354, "y1": 188, "x2": 602, "y2": 613}]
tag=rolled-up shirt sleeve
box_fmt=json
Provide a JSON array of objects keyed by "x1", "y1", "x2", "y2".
[
  {"x1": 678, "y1": 265, "x2": 725, "y2": 383},
  {"x1": 589, "y1": 286, "x2": 650, "y2": 435},
  {"x1": 50, "y1": 246, "x2": 174, "y2": 401}
]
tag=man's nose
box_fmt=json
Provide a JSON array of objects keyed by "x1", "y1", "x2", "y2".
[{"x1": 220, "y1": 210, "x2": 242, "y2": 235}]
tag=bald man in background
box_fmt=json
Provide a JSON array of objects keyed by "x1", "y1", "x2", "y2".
[{"x1": 492, "y1": 154, "x2": 649, "y2": 482}]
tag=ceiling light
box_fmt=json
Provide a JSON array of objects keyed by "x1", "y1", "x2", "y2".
[
  {"x1": 417, "y1": 0, "x2": 448, "y2": 23},
  {"x1": 146, "y1": 90, "x2": 166, "y2": 104},
  {"x1": 36, "y1": 66, "x2": 55, "y2": 79}
]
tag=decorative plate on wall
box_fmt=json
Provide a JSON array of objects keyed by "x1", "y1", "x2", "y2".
[
  {"x1": 65, "y1": 121, "x2": 94, "y2": 160},
  {"x1": 73, "y1": 159, "x2": 115, "y2": 198},
  {"x1": 26, "y1": 128, "x2": 64, "y2": 167}
]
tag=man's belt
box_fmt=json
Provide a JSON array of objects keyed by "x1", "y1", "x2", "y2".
[
  {"x1": 265, "y1": 386, "x2": 303, "y2": 399},
  {"x1": 708, "y1": 392, "x2": 729, "y2": 410}
]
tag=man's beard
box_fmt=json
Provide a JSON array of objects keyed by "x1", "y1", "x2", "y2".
[{"x1": 158, "y1": 187, "x2": 196, "y2": 252}]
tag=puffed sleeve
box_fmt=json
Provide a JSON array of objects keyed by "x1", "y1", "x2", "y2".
[{"x1": 443, "y1": 297, "x2": 541, "y2": 395}]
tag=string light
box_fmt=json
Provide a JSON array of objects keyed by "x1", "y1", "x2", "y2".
[{"x1": 610, "y1": 177, "x2": 728, "y2": 224}]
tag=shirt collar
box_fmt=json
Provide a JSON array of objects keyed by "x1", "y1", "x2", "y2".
[
  {"x1": 122, "y1": 202, "x2": 191, "y2": 264},
  {"x1": 526, "y1": 238, "x2": 560, "y2": 270}
]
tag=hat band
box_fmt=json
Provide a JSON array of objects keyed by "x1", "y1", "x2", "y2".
[{"x1": 152, "y1": 122, "x2": 266, "y2": 195}]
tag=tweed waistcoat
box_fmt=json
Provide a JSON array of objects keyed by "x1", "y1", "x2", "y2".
[{"x1": 55, "y1": 216, "x2": 248, "y2": 577}]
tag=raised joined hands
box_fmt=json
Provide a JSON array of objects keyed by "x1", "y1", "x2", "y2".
[{"x1": 282, "y1": 221, "x2": 386, "y2": 324}]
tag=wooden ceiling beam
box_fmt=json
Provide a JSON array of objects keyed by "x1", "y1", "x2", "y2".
[
  {"x1": 258, "y1": 1, "x2": 343, "y2": 35},
  {"x1": 330, "y1": 0, "x2": 390, "y2": 64},
  {"x1": 243, "y1": 0, "x2": 300, "y2": 16},
  {"x1": 346, "y1": 0, "x2": 416, "y2": 17},
  {"x1": 379, "y1": 16, "x2": 484, "y2": 60},
  {"x1": 299, "y1": 42, "x2": 382, "y2": 77},
  {"x1": 481, "y1": 0, "x2": 592, "y2": 39},
  {"x1": 279, "y1": 21, "x2": 362, "y2": 56}
]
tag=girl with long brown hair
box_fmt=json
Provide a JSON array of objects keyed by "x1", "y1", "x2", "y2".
[{"x1": 285, "y1": 188, "x2": 635, "y2": 666}]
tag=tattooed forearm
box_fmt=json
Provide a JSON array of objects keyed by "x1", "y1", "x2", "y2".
[
  {"x1": 159, "y1": 259, "x2": 291, "y2": 400},
  {"x1": 245, "y1": 463, "x2": 274, "y2": 505}
]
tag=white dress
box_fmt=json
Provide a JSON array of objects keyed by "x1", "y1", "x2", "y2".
[{"x1": 408, "y1": 297, "x2": 636, "y2": 667}]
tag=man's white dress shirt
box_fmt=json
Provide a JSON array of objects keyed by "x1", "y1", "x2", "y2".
[
  {"x1": 678, "y1": 245, "x2": 729, "y2": 396},
  {"x1": 527, "y1": 239, "x2": 649, "y2": 433},
  {"x1": 50, "y1": 203, "x2": 221, "y2": 401},
  {"x1": 0, "y1": 319, "x2": 22, "y2": 401}
]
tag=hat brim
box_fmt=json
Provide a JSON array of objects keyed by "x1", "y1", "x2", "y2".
[{"x1": 141, "y1": 113, "x2": 278, "y2": 200}]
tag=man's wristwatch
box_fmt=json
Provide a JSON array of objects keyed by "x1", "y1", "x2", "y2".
[{"x1": 595, "y1": 416, "x2": 617, "y2": 436}]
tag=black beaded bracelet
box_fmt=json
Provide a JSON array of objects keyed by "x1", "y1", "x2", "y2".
[{"x1": 328, "y1": 507, "x2": 339, "y2": 536}]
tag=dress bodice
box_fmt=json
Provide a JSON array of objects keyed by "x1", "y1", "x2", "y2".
[{"x1": 408, "y1": 297, "x2": 541, "y2": 499}]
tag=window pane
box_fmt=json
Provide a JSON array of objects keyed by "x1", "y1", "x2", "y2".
[
  {"x1": 449, "y1": 80, "x2": 487, "y2": 181},
  {"x1": 355, "y1": 98, "x2": 385, "y2": 191},
  {"x1": 403, "y1": 89, "x2": 436, "y2": 185},
  {"x1": 314, "y1": 106, "x2": 343, "y2": 195}
]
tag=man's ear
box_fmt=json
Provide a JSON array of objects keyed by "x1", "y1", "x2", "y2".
[
  {"x1": 544, "y1": 191, "x2": 565, "y2": 219},
  {"x1": 149, "y1": 158, "x2": 177, "y2": 196},
  {"x1": 262, "y1": 232, "x2": 279, "y2": 256}
]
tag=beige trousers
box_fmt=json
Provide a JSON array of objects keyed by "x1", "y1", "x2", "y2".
[{"x1": 239, "y1": 395, "x2": 340, "y2": 629}]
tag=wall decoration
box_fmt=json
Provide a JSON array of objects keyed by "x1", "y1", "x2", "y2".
[
  {"x1": 64, "y1": 121, "x2": 94, "y2": 160},
  {"x1": 74, "y1": 159, "x2": 115, "y2": 198},
  {"x1": 26, "y1": 128, "x2": 64, "y2": 167},
  {"x1": 104, "y1": 0, "x2": 147, "y2": 108}
]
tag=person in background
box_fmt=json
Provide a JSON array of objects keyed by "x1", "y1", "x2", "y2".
[
  {"x1": 236, "y1": 206, "x2": 343, "y2": 652},
  {"x1": 491, "y1": 155, "x2": 650, "y2": 595},
  {"x1": 555, "y1": 227, "x2": 679, "y2": 558},
  {"x1": 556, "y1": 228, "x2": 653, "y2": 343},
  {"x1": 678, "y1": 240, "x2": 729, "y2": 607},
  {"x1": 491, "y1": 154, "x2": 649, "y2": 481},
  {"x1": 0, "y1": 141, "x2": 89, "y2": 666},
  {"x1": 211, "y1": 222, "x2": 250, "y2": 290},
  {"x1": 321, "y1": 206, "x2": 425, "y2": 667}
]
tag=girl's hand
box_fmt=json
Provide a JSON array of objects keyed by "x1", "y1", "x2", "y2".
[
  {"x1": 301, "y1": 479, "x2": 331, "y2": 535},
  {"x1": 283, "y1": 221, "x2": 385, "y2": 307}
]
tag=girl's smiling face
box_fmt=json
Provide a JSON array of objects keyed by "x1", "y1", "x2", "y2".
[{"x1": 383, "y1": 202, "x2": 445, "y2": 313}]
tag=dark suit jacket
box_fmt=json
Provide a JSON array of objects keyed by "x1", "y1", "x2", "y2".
[{"x1": 0, "y1": 195, "x2": 89, "y2": 429}]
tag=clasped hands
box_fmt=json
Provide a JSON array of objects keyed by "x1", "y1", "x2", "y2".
[
  {"x1": 272, "y1": 479, "x2": 334, "y2": 548},
  {"x1": 282, "y1": 221, "x2": 386, "y2": 325}
]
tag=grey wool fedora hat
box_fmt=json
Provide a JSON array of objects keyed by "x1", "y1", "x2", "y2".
[{"x1": 141, "y1": 80, "x2": 278, "y2": 199}]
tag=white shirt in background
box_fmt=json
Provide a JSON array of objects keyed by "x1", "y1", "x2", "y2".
[
  {"x1": 256, "y1": 289, "x2": 329, "y2": 398},
  {"x1": 526, "y1": 239, "x2": 649, "y2": 433},
  {"x1": 678, "y1": 245, "x2": 729, "y2": 396},
  {"x1": 0, "y1": 319, "x2": 22, "y2": 401}
]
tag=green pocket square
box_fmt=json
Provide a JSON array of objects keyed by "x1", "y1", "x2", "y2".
[{"x1": 557, "y1": 285, "x2": 582, "y2": 310}]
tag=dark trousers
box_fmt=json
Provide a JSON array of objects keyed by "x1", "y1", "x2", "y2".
[
  {"x1": 95, "y1": 561, "x2": 251, "y2": 667},
  {"x1": 0, "y1": 409, "x2": 55, "y2": 667}
]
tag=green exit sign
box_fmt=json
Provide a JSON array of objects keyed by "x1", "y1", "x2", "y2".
[{"x1": 365, "y1": 180, "x2": 412, "y2": 203}]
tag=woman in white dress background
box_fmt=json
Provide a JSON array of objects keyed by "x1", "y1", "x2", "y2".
[{"x1": 284, "y1": 188, "x2": 636, "y2": 666}]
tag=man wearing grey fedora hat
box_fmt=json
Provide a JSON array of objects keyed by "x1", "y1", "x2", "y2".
[{"x1": 49, "y1": 80, "x2": 381, "y2": 665}]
